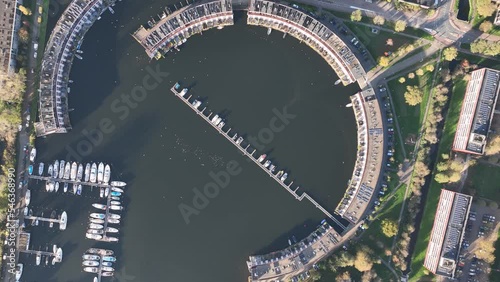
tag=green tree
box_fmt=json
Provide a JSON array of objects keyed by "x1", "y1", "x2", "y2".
[
  {"x1": 381, "y1": 219, "x2": 398, "y2": 237},
  {"x1": 470, "y1": 39, "x2": 500, "y2": 56},
  {"x1": 404, "y1": 85, "x2": 423, "y2": 106},
  {"x1": 373, "y1": 15, "x2": 385, "y2": 25},
  {"x1": 435, "y1": 173, "x2": 450, "y2": 183},
  {"x1": 351, "y1": 10, "x2": 362, "y2": 22},
  {"x1": 443, "y1": 47, "x2": 458, "y2": 61},
  {"x1": 394, "y1": 20, "x2": 407, "y2": 32},
  {"x1": 378, "y1": 56, "x2": 390, "y2": 67},
  {"x1": 479, "y1": 21, "x2": 493, "y2": 32}
]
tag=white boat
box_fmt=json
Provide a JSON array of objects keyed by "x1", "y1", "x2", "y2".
[
  {"x1": 100, "y1": 188, "x2": 105, "y2": 198},
  {"x1": 110, "y1": 181, "x2": 126, "y2": 187},
  {"x1": 281, "y1": 173, "x2": 288, "y2": 182},
  {"x1": 64, "y1": 162, "x2": 71, "y2": 179},
  {"x1": 83, "y1": 267, "x2": 99, "y2": 273},
  {"x1": 103, "y1": 164, "x2": 111, "y2": 184},
  {"x1": 54, "y1": 182, "x2": 59, "y2": 192},
  {"x1": 83, "y1": 254, "x2": 100, "y2": 260},
  {"x1": 84, "y1": 163, "x2": 91, "y2": 182},
  {"x1": 108, "y1": 213, "x2": 121, "y2": 219},
  {"x1": 23, "y1": 207, "x2": 28, "y2": 216},
  {"x1": 106, "y1": 227, "x2": 119, "y2": 233},
  {"x1": 110, "y1": 205, "x2": 123, "y2": 211},
  {"x1": 45, "y1": 181, "x2": 51, "y2": 192},
  {"x1": 102, "y1": 261, "x2": 113, "y2": 266},
  {"x1": 49, "y1": 211, "x2": 56, "y2": 228},
  {"x1": 86, "y1": 233, "x2": 103, "y2": 240},
  {"x1": 63, "y1": 182, "x2": 68, "y2": 193},
  {"x1": 90, "y1": 163, "x2": 97, "y2": 183},
  {"x1": 29, "y1": 148, "x2": 36, "y2": 162},
  {"x1": 102, "y1": 266, "x2": 115, "y2": 272},
  {"x1": 257, "y1": 154, "x2": 267, "y2": 163},
  {"x1": 87, "y1": 248, "x2": 113, "y2": 255},
  {"x1": 15, "y1": 264, "x2": 23, "y2": 281},
  {"x1": 76, "y1": 184, "x2": 82, "y2": 196},
  {"x1": 90, "y1": 218, "x2": 105, "y2": 224},
  {"x1": 111, "y1": 196, "x2": 120, "y2": 201},
  {"x1": 89, "y1": 223, "x2": 104, "y2": 230},
  {"x1": 102, "y1": 256, "x2": 116, "y2": 262},
  {"x1": 59, "y1": 160, "x2": 65, "y2": 179},
  {"x1": 102, "y1": 272, "x2": 114, "y2": 277},
  {"x1": 35, "y1": 253, "x2": 41, "y2": 265},
  {"x1": 54, "y1": 248, "x2": 63, "y2": 263},
  {"x1": 77, "y1": 163, "x2": 83, "y2": 181},
  {"x1": 92, "y1": 203, "x2": 107, "y2": 210},
  {"x1": 60, "y1": 211, "x2": 67, "y2": 230},
  {"x1": 48, "y1": 182, "x2": 54, "y2": 192},
  {"x1": 236, "y1": 136, "x2": 243, "y2": 145},
  {"x1": 70, "y1": 162, "x2": 77, "y2": 180},
  {"x1": 107, "y1": 218, "x2": 120, "y2": 224},
  {"x1": 72, "y1": 183, "x2": 77, "y2": 194},
  {"x1": 38, "y1": 163, "x2": 44, "y2": 175},
  {"x1": 83, "y1": 260, "x2": 99, "y2": 267},
  {"x1": 25, "y1": 189, "x2": 31, "y2": 206},
  {"x1": 53, "y1": 160, "x2": 59, "y2": 179},
  {"x1": 94, "y1": 277, "x2": 98, "y2": 282},
  {"x1": 111, "y1": 187, "x2": 123, "y2": 193},
  {"x1": 97, "y1": 163, "x2": 104, "y2": 183},
  {"x1": 90, "y1": 213, "x2": 105, "y2": 219},
  {"x1": 105, "y1": 188, "x2": 110, "y2": 197},
  {"x1": 110, "y1": 200, "x2": 121, "y2": 205},
  {"x1": 267, "y1": 27, "x2": 272, "y2": 35},
  {"x1": 263, "y1": 160, "x2": 271, "y2": 168},
  {"x1": 87, "y1": 229, "x2": 104, "y2": 235}
]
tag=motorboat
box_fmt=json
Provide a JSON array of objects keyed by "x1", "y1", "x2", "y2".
[
  {"x1": 83, "y1": 254, "x2": 100, "y2": 260},
  {"x1": 29, "y1": 148, "x2": 36, "y2": 162},
  {"x1": 84, "y1": 163, "x2": 91, "y2": 182},
  {"x1": 25, "y1": 189, "x2": 31, "y2": 206},
  {"x1": 102, "y1": 256, "x2": 116, "y2": 262},
  {"x1": 87, "y1": 229, "x2": 104, "y2": 235},
  {"x1": 108, "y1": 213, "x2": 121, "y2": 219},
  {"x1": 77, "y1": 163, "x2": 83, "y2": 181},
  {"x1": 48, "y1": 164, "x2": 54, "y2": 177},
  {"x1": 110, "y1": 200, "x2": 121, "y2": 205},
  {"x1": 102, "y1": 272, "x2": 114, "y2": 277},
  {"x1": 28, "y1": 165, "x2": 33, "y2": 175},
  {"x1": 107, "y1": 218, "x2": 120, "y2": 224},
  {"x1": 48, "y1": 182, "x2": 54, "y2": 192},
  {"x1": 105, "y1": 188, "x2": 110, "y2": 197},
  {"x1": 110, "y1": 191, "x2": 121, "y2": 197},
  {"x1": 35, "y1": 253, "x2": 41, "y2": 265},
  {"x1": 82, "y1": 260, "x2": 99, "y2": 267},
  {"x1": 87, "y1": 248, "x2": 113, "y2": 255},
  {"x1": 110, "y1": 181, "x2": 126, "y2": 187},
  {"x1": 236, "y1": 136, "x2": 243, "y2": 145},
  {"x1": 103, "y1": 164, "x2": 111, "y2": 184},
  {"x1": 70, "y1": 162, "x2": 77, "y2": 180},
  {"x1": 15, "y1": 263, "x2": 23, "y2": 281},
  {"x1": 100, "y1": 188, "x2": 105, "y2": 198},
  {"x1": 97, "y1": 163, "x2": 104, "y2": 183},
  {"x1": 23, "y1": 207, "x2": 28, "y2": 216},
  {"x1": 102, "y1": 266, "x2": 115, "y2": 272},
  {"x1": 45, "y1": 181, "x2": 51, "y2": 192},
  {"x1": 63, "y1": 182, "x2": 68, "y2": 193},
  {"x1": 90, "y1": 218, "x2": 105, "y2": 224},
  {"x1": 60, "y1": 211, "x2": 67, "y2": 230},
  {"x1": 89, "y1": 223, "x2": 103, "y2": 229},
  {"x1": 257, "y1": 154, "x2": 267, "y2": 162},
  {"x1": 111, "y1": 196, "x2": 120, "y2": 201},
  {"x1": 92, "y1": 203, "x2": 107, "y2": 210},
  {"x1": 281, "y1": 173, "x2": 288, "y2": 182},
  {"x1": 90, "y1": 163, "x2": 97, "y2": 183},
  {"x1": 263, "y1": 160, "x2": 271, "y2": 168},
  {"x1": 76, "y1": 184, "x2": 82, "y2": 196},
  {"x1": 38, "y1": 163, "x2": 44, "y2": 175},
  {"x1": 111, "y1": 187, "x2": 123, "y2": 193},
  {"x1": 59, "y1": 160, "x2": 65, "y2": 179},
  {"x1": 54, "y1": 248, "x2": 63, "y2": 263},
  {"x1": 269, "y1": 165, "x2": 276, "y2": 173},
  {"x1": 53, "y1": 160, "x2": 59, "y2": 179},
  {"x1": 106, "y1": 227, "x2": 119, "y2": 233},
  {"x1": 83, "y1": 267, "x2": 99, "y2": 273},
  {"x1": 110, "y1": 205, "x2": 123, "y2": 211},
  {"x1": 276, "y1": 171, "x2": 284, "y2": 178},
  {"x1": 86, "y1": 233, "x2": 103, "y2": 240},
  {"x1": 72, "y1": 183, "x2": 77, "y2": 194},
  {"x1": 102, "y1": 261, "x2": 113, "y2": 266},
  {"x1": 90, "y1": 213, "x2": 106, "y2": 219},
  {"x1": 94, "y1": 277, "x2": 98, "y2": 282},
  {"x1": 54, "y1": 182, "x2": 59, "y2": 192},
  {"x1": 64, "y1": 162, "x2": 71, "y2": 179}
]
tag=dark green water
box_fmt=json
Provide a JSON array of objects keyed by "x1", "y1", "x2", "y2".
[{"x1": 23, "y1": 1, "x2": 358, "y2": 281}]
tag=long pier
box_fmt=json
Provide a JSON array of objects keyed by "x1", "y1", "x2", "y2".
[
  {"x1": 28, "y1": 175, "x2": 112, "y2": 188},
  {"x1": 170, "y1": 85, "x2": 346, "y2": 230}
]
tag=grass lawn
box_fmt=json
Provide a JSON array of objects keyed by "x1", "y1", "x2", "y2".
[
  {"x1": 467, "y1": 163, "x2": 500, "y2": 201},
  {"x1": 409, "y1": 79, "x2": 467, "y2": 282},
  {"x1": 343, "y1": 22, "x2": 417, "y2": 60},
  {"x1": 490, "y1": 229, "x2": 500, "y2": 281},
  {"x1": 387, "y1": 69, "x2": 434, "y2": 154},
  {"x1": 457, "y1": 52, "x2": 500, "y2": 70}
]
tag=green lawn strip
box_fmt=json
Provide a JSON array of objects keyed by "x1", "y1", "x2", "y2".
[
  {"x1": 457, "y1": 52, "x2": 500, "y2": 70},
  {"x1": 490, "y1": 229, "x2": 500, "y2": 281},
  {"x1": 289, "y1": 2, "x2": 318, "y2": 14},
  {"x1": 467, "y1": 163, "x2": 500, "y2": 200},
  {"x1": 409, "y1": 79, "x2": 467, "y2": 282}
]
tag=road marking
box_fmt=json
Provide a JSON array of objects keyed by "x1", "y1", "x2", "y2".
[{"x1": 349, "y1": 6, "x2": 374, "y2": 13}]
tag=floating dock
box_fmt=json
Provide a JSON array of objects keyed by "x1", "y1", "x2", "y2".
[
  {"x1": 170, "y1": 84, "x2": 346, "y2": 230},
  {"x1": 28, "y1": 175, "x2": 112, "y2": 188}
]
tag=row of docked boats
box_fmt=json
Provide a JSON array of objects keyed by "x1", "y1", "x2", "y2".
[
  {"x1": 257, "y1": 154, "x2": 288, "y2": 182},
  {"x1": 32, "y1": 245, "x2": 63, "y2": 267},
  {"x1": 83, "y1": 248, "x2": 116, "y2": 279},
  {"x1": 23, "y1": 208, "x2": 67, "y2": 230},
  {"x1": 86, "y1": 186, "x2": 125, "y2": 243},
  {"x1": 38, "y1": 161, "x2": 112, "y2": 184}
]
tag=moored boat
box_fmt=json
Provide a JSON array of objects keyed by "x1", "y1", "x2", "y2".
[
  {"x1": 107, "y1": 218, "x2": 120, "y2": 224},
  {"x1": 110, "y1": 200, "x2": 121, "y2": 205},
  {"x1": 60, "y1": 211, "x2": 67, "y2": 230},
  {"x1": 100, "y1": 188, "x2": 105, "y2": 198},
  {"x1": 111, "y1": 187, "x2": 123, "y2": 193},
  {"x1": 35, "y1": 253, "x2": 41, "y2": 265},
  {"x1": 110, "y1": 205, "x2": 123, "y2": 211},
  {"x1": 48, "y1": 182, "x2": 54, "y2": 192},
  {"x1": 111, "y1": 196, "x2": 120, "y2": 201},
  {"x1": 84, "y1": 163, "x2": 91, "y2": 182},
  {"x1": 102, "y1": 266, "x2": 115, "y2": 272},
  {"x1": 257, "y1": 154, "x2": 267, "y2": 162},
  {"x1": 106, "y1": 227, "x2": 119, "y2": 233},
  {"x1": 97, "y1": 163, "x2": 104, "y2": 183},
  {"x1": 53, "y1": 160, "x2": 59, "y2": 178},
  {"x1": 64, "y1": 162, "x2": 71, "y2": 179},
  {"x1": 25, "y1": 189, "x2": 31, "y2": 206},
  {"x1": 90, "y1": 213, "x2": 105, "y2": 219},
  {"x1": 90, "y1": 163, "x2": 97, "y2": 183},
  {"x1": 87, "y1": 229, "x2": 104, "y2": 235},
  {"x1": 54, "y1": 182, "x2": 59, "y2": 192},
  {"x1": 105, "y1": 187, "x2": 110, "y2": 197},
  {"x1": 86, "y1": 233, "x2": 103, "y2": 240},
  {"x1": 103, "y1": 164, "x2": 111, "y2": 184},
  {"x1": 38, "y1": 163, "x2": 44, "y2": 175},
  {"x1": 83, "y1": 254, "x2": 100, "y2": 261},
  {"x1": 108, "y1": 213, "x2": 121, "y2": 219},
  {"x1": 82, "y1": 260, "x2": 99, "y2": 267},
  {"x1": 70, "y1": 162, "x2": 77, "y2": 180},
  {"x1": 102, "y1": 256, "x2": 116, "y2": 262},
  {"x1": 15, "y1": 264, "x2": 23, "y2": 281},
  {"x1": 110, "y1": 180, "x2": 126, "y2": 187},
  {"x1": 45, "y1": 181, "x2": 50, "y2": 192},
  {"x1": 83, "y1": 267, "x2": 99, "y2": 273},
  {"x1": 59, "y1": 160, "x2": 65, "y2": 179},
  {"x1": 63, "y1": 182, "x2": 68, "y2": 193},
  {"x1": 110, "y1": 191, "x2": 121, "y2": 197},
  {"x1": 28, "y1": 165, "x2": 33, "y2": 175},
  {"x1": 280, "y1": 173, "x2": 288, "y2": 182},
  {"x1": 263, "y1": 160, "x2": 271, "y2": 168},
  {"x1": 76, "y1": 184, "x2": 82, "y2": 196},
  {"x1": 90, "y1": 218, "x2": 105, "y2": 224},
  {"x1": 77, "y1": 163, "x2": 83, "y2": 181},
  {"x1": 89, "y1": 223, "x2": 103, "y2": 230},
  {"x1": 72, "y1": 183, "x2": 77, "y2": 194},
  {"x1": 92, "y1": 203, "x2": 107, "y2": 210},
  {"x1": 101, "y1": 272, "x2": 114, "y2": 277},
  {"x1": 29, "y1": 148, "x2": 36, "y2": 162}
]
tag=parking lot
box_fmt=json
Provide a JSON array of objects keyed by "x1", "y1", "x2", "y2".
[{"x1": 455, "y1": 202, "x2": 500, "y2": 282}]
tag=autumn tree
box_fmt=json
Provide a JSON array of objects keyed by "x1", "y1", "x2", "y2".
[
  {"x1": 408, "y1": 72, "x2": 415, "y2": 79},
  {"x1": 416, "y1": 68, "x2": 424, "y2": 76},
  {"x1": 426, "y1": 64, "x2": 435, "y2": 72},
  {"x1": 479, "y1": 21, "x2": 493, "y2": 32},
  {"x1": 381, "y1": 219, "x2": 398, "y2": 237},
  {"x1": 486, "y1": 135, "x2": 500, "y2": 155},
  {"x1": 476, "y1": 0, "x2": 496, "y2": 17},
  {"x1": 443, "y1": 47, "x2": 458, "y2": 61},
  {"x1": 399, "y1": 77, "x2": 406, "y2": 83},
  {"x1": 18, "y1": 5, "x2": 32, "y2": 16},
  {"x1": 351, "y1": 10, "x2": 362, "y2": 22},
  {"x1": 472, "y1": 224, "x2": 499, "y2": 263},
  {"x1": 18, "y1": 27, "x2": 29, "y2": 44},
  {"x1": 335, "y1": 271, "x2": 352, "y2": 282},
  {"x1": 378, "y1": 56, "x2": 390, "y2": 67},
  {"x1": 354, "y1": 246, "x2": 374, "y2": 272},
  {"x1": 394, "y1": 20, "x2": 407, "y2": 32},
  {"x1": 470, "y1": 39, "x2": 500, "y2": 56},
  {"x1": 373, "y1": 15, "x2": 385, "y2": 25},
  {"x1": 404, "y1": 85, "x2": 424, "y2": 106},
  {"x1": 328, "y1": 251, "x2": 354, "y2": 272},
  {"x1": 0, "y1": 68, "x2": 26, "y2": 103}
]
